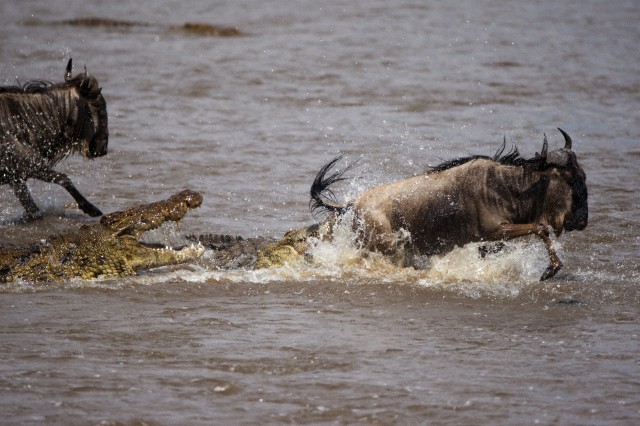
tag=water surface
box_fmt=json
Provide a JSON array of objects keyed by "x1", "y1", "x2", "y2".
[{"x1": 1, "y1": 1, "x2": 639, "y2": 424}]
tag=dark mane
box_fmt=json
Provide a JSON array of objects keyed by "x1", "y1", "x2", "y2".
[
  {"x1": 429, "y1": 140, "x2": 546, "y2": 173},
  {"x1": 0, "y1": 80, "x2": 59, "y2": 95}
]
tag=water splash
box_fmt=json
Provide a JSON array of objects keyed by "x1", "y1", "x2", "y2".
[
  {"x1": 0, "y1": 211, "x2": 579, "y2": 301},
  {"x1": 299, "y1": 214, "x2": 555, "y2": 298}
]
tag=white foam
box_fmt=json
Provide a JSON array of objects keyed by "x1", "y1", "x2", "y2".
[{"x1": 302, "y1": 215, "x2": 558, "y2": 298}]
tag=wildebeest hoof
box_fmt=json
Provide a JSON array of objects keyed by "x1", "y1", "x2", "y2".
[
  {"x1": 540, "y1": 263, "x2": 562, "y2": 281},
  {"x1": 80, "y1": 203, "x2": 103, "y2": 217}
]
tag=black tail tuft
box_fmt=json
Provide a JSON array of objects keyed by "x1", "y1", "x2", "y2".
[{"x1": 309, "y1": 155, "x2": 353, "y2": 217}]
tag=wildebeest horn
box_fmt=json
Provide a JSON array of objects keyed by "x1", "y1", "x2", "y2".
[
  {"x1": 493, "y1": 136, "x2": 507, "y2": 161},
  {"x1": 558, "y1": 127, "x2": 572, "y2": 150},
  {"x1": 64, "y1": 58, "x2": 73, "y2": 82},
  {"x1": 540, "y1": 134, "x2": 548, "y2": 159}
]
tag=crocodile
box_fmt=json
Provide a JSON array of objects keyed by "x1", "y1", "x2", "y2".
[
  {"x1": 256, "y1": 220, "x2": 333, "y2": 268},
  {"x1": 191, "y1": 219, "x2": 333, "y2": 270},
  {"x1": 0, "y1": 189, "x2": 204, "y2": 283},
  {"x1": 0, "y1": 187, "x2": 334, "y2": 283}
]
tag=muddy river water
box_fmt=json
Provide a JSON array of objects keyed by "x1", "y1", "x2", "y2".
[{"x1": 1, "y1": 1, "x2": 639, "y2": 424}]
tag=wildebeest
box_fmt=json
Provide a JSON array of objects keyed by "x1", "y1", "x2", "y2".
[
  {"x1": 0, "y1": 59, "x2": 108, "y2": 217},
  {"x1": 310, "y1": 129, "x2": 588, "y2": 280}
]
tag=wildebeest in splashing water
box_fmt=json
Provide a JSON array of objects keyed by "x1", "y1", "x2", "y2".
[
  {"x1": 310, "y1": 129, "x2": 588, "y2": 280},
  {"x1": 0, "y1": 59, "x2": 108, "y2": 218}
]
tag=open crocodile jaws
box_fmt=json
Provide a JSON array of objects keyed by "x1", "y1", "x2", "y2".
[{"x1": 1, "y1": 189, "x2": 205, "y2": 282}]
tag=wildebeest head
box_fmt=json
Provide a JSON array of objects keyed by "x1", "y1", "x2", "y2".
[
  {"x1": 64, "y1": 59, "x2": 108, "y2": 158},
  {"x1": 538, "y1": 128, "x2": 588, "y2": 234}
]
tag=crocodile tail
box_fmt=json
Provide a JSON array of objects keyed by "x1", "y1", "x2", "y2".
[{"x1": 309, "y1": 155, "x2": 353, "y2": 216}]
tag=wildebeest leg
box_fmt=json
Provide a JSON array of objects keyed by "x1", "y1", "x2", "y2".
[
  {"x1": 494, "y1": 223, "x2": 563, "y2": 281},
  {"x1": 32, "y1": 169, "x2": 103, "y2": 217},
  {"x1": 361, "y1": 212, "x2": 410, "y2": 267},
  {"x1": 10, "y1": 180, "x2": 40, "y2": 217}
]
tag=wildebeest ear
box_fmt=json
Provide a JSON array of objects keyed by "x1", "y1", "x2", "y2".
[{"x1": 64, "y1": 58, "x2": 73, "y2": 82}]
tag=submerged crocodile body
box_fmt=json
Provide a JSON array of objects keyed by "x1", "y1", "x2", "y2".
[
  {"x1": 0, "y1": 187, "x2": 332, "y2": 283},
  {"x1": 192, "y1": 219, "x2": 333, "y2": 270},
  {"x1": 0, "y1": 190, "x2": 204, "y2": 282}
]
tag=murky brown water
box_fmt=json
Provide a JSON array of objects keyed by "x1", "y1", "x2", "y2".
[{"x1": 1, "y1": 1, "x2": 639, "y2": 424}]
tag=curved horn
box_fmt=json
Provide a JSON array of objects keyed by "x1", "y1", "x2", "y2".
[
  {"x1": 493, "y1": 136, "x2": 507, "y2": 160},
  {"x1": 540, "y1": 134, "x2": 548, "y2": 159},
  {"x1": 557, "y1": 127, "x2": 572, "y2": 150},
  {"x1": 64, "y1": 58, "x2": 73, "y2": 82}
]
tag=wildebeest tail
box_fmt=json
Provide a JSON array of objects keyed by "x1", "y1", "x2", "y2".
[{"x1": 309, "y1": 155, "x2": 353, "y2": 216}]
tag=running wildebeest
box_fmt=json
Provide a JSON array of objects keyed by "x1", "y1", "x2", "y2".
[
  {"x1": 0, "y1": 59, "x2": 108, "y2": 217},
  {"x1": 310, "y1": 129, "x2": 588, "y2": 280}
]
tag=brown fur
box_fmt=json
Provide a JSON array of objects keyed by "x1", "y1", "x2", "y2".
[{"x1": 311, "y1": 130, "x2": 588, "y2": 280}]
